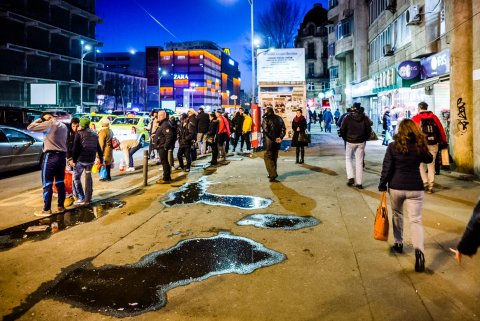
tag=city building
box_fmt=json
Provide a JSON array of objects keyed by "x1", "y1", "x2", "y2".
[
  {"x1": 145, "y1": 41, "x2": 241, "y2": 112},
  {"x1": 96, "y1": 52, "x2": 147, "y2": 111},
  {"x1": 327, "y1": 0, "x2": 369, "y2": 114},
  {"x1": 329, "y1": 0, "x2": 480, "y2": 175},
  {"x1": 295, "y1": 3, "x2": 330, "y2": 110},
  {"x1": 97, "y1": 52, "x2": 146, "y2": 77},
  {"x1": 0, "y1": 0, "x2": 102, "y2": 111}
]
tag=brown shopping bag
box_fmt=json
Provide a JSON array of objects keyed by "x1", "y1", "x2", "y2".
[
  {"x1": 374, "y1": 192, "x2": 389, "y2": 241},
  {"x1": 441, "y1": 148, "x2": 450, "y2": 166}
]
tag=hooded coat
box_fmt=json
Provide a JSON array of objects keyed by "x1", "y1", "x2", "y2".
[{"x1": 339, "y1": 111, "x2": 372, "y2": 144}]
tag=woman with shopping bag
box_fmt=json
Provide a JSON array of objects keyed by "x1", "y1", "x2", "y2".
[{"x1": 378, "y1": 119, "x2": 433, "y2": 272}]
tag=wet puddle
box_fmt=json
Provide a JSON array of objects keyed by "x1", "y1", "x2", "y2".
[
  {"x1": 163, "y1": 177, "x2": 272, "y2": 209},
  {"x1": 227, "y1": 156, "x2": 244, "y2": 161},
  {"x1": 0, "y1": 200, "x2": 125, "y2": 251},
  {"x1": 237, "y1": 214, "x2": 320, "y2": 230},
  {"x1": 7, "y1": 233, "x2": 285, "y2": 319}
]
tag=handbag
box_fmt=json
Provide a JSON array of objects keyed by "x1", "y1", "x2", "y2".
[
  {"x1": 369, "y1": 129, "x2": 378, "y2": 141},
  {"x1": 374, "y1": 192, "x2": 389, "y2": 241},
  {"x1": 298, "y1": 131, "x2": 311, "y2": 144}
]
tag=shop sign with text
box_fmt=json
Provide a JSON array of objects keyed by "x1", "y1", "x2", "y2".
[
  {"x1": 397, "y1": 61, "x2": 420, "y2": 79},
  {"x1": 421, "y1": 49, "x2": 450, "y2": 78}
]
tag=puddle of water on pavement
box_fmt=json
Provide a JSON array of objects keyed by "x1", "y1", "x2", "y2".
[
  {"x1": 163, "y1": 177, "x2": 272, "y2": 209},
  {"x1": 15, "y1": 233, "x2": 285, "y2": 318},
  {"x1": 0, "y1": 200, "x2": 125, "y2": 251},
  {"x1": 237, "y1": 214, "x2": 320, "y2": 230}
]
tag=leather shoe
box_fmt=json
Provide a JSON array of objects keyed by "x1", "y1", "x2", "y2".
[
  {"x1": 347, "y1": 178, "x2": 354, "y2": 186},
  {"x1": 415, "y1": 249, "x2": 425, "y2": 272},
  {"x1": 354, "y1": 184, "x2": 363, "y2": 189},
  {"x1": 392, "y1": 243, "x2": 403, "y2": 253},
  {"x1": 269, "y1": 178, "x2": 280, "y2": 183}
]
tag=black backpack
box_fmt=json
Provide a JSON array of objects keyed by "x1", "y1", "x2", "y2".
[{"x1": 421, "y1": 117, "x2": 439, "y2": 145}]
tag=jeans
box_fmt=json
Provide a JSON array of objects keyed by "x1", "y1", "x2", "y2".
[
  {"x1": 177, "y1": 146, "x2": 192, "y2": 169},
  {"x1": 158, "y1": 148, "x2": 171, "y2": 180},
  {"x1": 218, "y1": 132, "x2": 228, "y2": 158},
  {"x1": 241, "y1": 132, "x2": 251, "y2": 151},
  {"x1": 128, "y1": 143, "x2": 142, "y2": 168},
  {"x1": 389, "y1": 188, "x2": 425, "y2": 252},
  {"x1": 209, "y1": 141, "x2": 218, "y2": 164},
  {"x1": 41, "y1": 151, "x2": 66, "y2": 211},
  {"x1": 420, "y1": 144, "x2": 438, "y2": 189},
  {"x1": 345, "y1": 142, "x2": 366, "y2": 185},
  {"x1": 264, "y1": 148, "x2": 279, "y2": 179},
  {"x1": 197, "y1": 132, "x2": 208, "y2": 155},
  {"x1": 74, "y1": 161, "x2": 93, "y2": 203}
]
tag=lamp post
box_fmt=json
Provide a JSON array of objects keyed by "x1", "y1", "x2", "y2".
[
  {"x1": 158, "y1": 68, "x2": 167, "y2": 109},
  {"x1": 248, "y1": 0, "x2": 255, "y2": 106},
  {"x1": 218, "y1": 90, "x2": 222, "y2": 108},
  {"x1": 80, "y1": 41, "x2": 93, "y2": 113}
]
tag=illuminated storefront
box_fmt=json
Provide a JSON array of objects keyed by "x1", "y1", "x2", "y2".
[{"x1": 146, "y1": 42, "x2": 241, "y2": 112}]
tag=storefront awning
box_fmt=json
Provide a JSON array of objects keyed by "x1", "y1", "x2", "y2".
[{"x1": 410, "y1": 77, "x2": 440, "y2": 89}]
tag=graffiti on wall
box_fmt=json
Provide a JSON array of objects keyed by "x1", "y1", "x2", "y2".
[{"x1": 456, "y1": 98, "x2": 469, "y2": 134}]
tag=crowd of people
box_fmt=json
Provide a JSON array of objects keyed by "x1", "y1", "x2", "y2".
[{"x1": 27, "y1": 103, "x2": 479, "y2": 272}]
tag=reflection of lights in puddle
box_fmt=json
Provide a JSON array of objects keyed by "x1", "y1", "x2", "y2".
[
  {"x1": 237, "y1": 214, "x2": 320, "y2": 230},
  {"x1": 163, "y1": 177, "x2": 272, "y2": 209},
  {"x1": 6, "y1": 233, "x2": 286, "y2": 318},
  {"x1": 0, "y1": 200, "x2": 125, "y2": 251}
]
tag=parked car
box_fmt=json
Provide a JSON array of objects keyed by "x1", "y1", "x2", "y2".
[
  {"x1": 0, "y1": 125, "x2": 44, "y2": 173},
  {"x1": 0, "y1": 107, "x2": 43, "y2": 140},
  {"x1": 111, "y1": 110, "x2": 136, "y2": 117},
  {"x1": 110, "y1": 115, "x2": 150, "y2": 146},
  {"x1": 74, "y1": 113, "x2": 117, "y2": 131},
  {"x1": 44, "y1": 109, "x2": 72, "y2": 124},
  {"x1": 136, "y1": 111, "x2": 151, "y2": 118}
]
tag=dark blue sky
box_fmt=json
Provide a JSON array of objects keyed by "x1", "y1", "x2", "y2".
[{"x1": 96, "y1": 0, "x2": 328, "y2": 91}]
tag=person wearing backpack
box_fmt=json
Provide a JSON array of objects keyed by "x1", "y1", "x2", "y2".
[{"x1": 411, "y1": 102, "x2": 447, "y2": 194}]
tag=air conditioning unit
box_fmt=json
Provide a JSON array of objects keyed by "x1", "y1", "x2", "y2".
[
  {"x1": 386, "y1": 0, "x2": 396, "y2": 13},
  {"x1": 343, "y1": 9, "x2": 353, "y2": 18},
  {"x1": 406, "y1": 5, "x2": 421, "y2": 25},
  {"x1": 383, "y1": 44, "x2": 394, "y2": 56}
]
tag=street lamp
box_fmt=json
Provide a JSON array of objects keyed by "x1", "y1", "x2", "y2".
[
  {"x1": 158, "y1": 67, "x2": 167, "y2": 109},
  {"x1": 226, "y1": 90, "x2": 230, "y2": 108},
  {"x1": 190, "y1": 83, "x2": 198, "y2": 109},
  {"x1": 218, "y1": 90, "x2": 222, "y2": 108},
  {"x1": 79, "y1": 41, "x2": 94, "y2": 113},
  {"x1": 248, "y1": 0, "x2": 255, "y2": 106}
]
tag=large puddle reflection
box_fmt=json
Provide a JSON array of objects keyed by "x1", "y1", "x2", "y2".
[
  {"x1": 163, "y1": 177, "x2": 272, "y2": 209},
  {"x1": 6, "y1": 233, "x2": 285, "y2": 319},
  {"x1": 237, "y1": 214, "x2": 320, "y2": 230},
  {"x1": 0, "y1": 200, "x2": 125, "y2": 251}
]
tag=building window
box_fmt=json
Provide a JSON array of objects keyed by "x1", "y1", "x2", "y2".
[
  {"x1": 369, "y1": 0, "x2": 388, "y2": 25},
  {"x1": 337, "y1": 18, "x2": 352, "y2": 40},
  {"x1": 307, "y1": 43, "x2": 316, "y2": 59},
  {"x1": 308, "y1": 63, "x2": 315, "y2": 77},
  {"x1": 368, "y1": 10, "x2": 411, "y2": 63},
  {"x1": 328, "y1": 43, "x2": 336, "y2": 57},
  {"x1": 329, "y1": 66, "x2": 338, "y2": 79},
  {"x1": 329, "y1": 0, "x2": 339, "y2": 9},
  {"x1": 307, "y1": 82, "x2": 315, "y2": 91}
]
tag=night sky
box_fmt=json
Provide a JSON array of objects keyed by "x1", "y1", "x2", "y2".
[{"x1": 96, "y1": 0, "x2": 328, "y2": 91}]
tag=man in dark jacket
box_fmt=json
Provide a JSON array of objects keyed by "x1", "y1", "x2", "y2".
[
  {"x1": 232, "y1": 109, "x2": 244, "y2": 152},
  {"x1": 155, "y1": 111, "x2": 175, "y2": 183},
  {"x1": 71, "y1": 117, "x2": 103, "y2": 205},
  {"x1": 262, "y1": 107, "x2": 286, "y2": 182},
  {"x1": 177, "y1": 113, "x2": 196, "y2": 172},
  {"x1": 340, "y1": 103, "x2": 372, "y2": 189},
  {"x1": 196, "y1": 107, "x2": 210, "y2": 155},
  {"x1": 453, "y1": 200, "x2": 480, "y2": 264}
]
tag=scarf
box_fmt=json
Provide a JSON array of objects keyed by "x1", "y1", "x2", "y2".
[{"x1": 294, "y1": 115, "x2": 304, "y2": 122}]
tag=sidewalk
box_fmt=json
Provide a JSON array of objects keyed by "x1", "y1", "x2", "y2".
[{"x1": 1, "y1": 130, "x2": 480, "y2": 320}]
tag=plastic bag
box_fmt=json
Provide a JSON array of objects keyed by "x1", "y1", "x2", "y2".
[
  {"x1": 99, "y1": 166, "x2": 108, "y2": 179},
  {"x1": 92, "y1": 162, "x2": 100, "y2": 174}
]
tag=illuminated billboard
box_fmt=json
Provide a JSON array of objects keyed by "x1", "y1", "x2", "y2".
[{"x1": 257, "y1": 48, "x2": 305, "y2": 83}]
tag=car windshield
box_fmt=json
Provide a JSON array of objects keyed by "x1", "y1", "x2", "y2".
[
  {"x1": 112, "y1": 118, "x2": 139, "y2": 125},
  {"x1": 91, "y1": 116, "x2": 103, "y2": 122}
]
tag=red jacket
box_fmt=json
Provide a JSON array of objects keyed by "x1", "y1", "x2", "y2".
[
  {"x1": 411, "y1": 111, "x2": 447, "y2": 145},
  {"x1": 217, "y1": 115, "x2": 231, "y2": 137}
]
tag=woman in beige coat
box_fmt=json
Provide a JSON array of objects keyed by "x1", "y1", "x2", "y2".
[{"x1": 98, "y1": 118, "x2": 114, "y2": 181}]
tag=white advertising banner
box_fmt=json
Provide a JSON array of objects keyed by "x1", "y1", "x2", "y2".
[{"x1": 257, "y1": 48, "x2": 305, "y2": 83}]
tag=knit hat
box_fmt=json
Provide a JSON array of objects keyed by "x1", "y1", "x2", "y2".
[
  {"x1": 79, "y1": 117, "x2": 90, "y2": 128},
  {"x1": 99, "y1": 118, "x2": 110, "y2": 126}
]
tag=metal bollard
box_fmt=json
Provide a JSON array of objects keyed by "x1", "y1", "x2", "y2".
[{"x1": 143, "y1": 150, "x2": 148, "y2": 186}]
